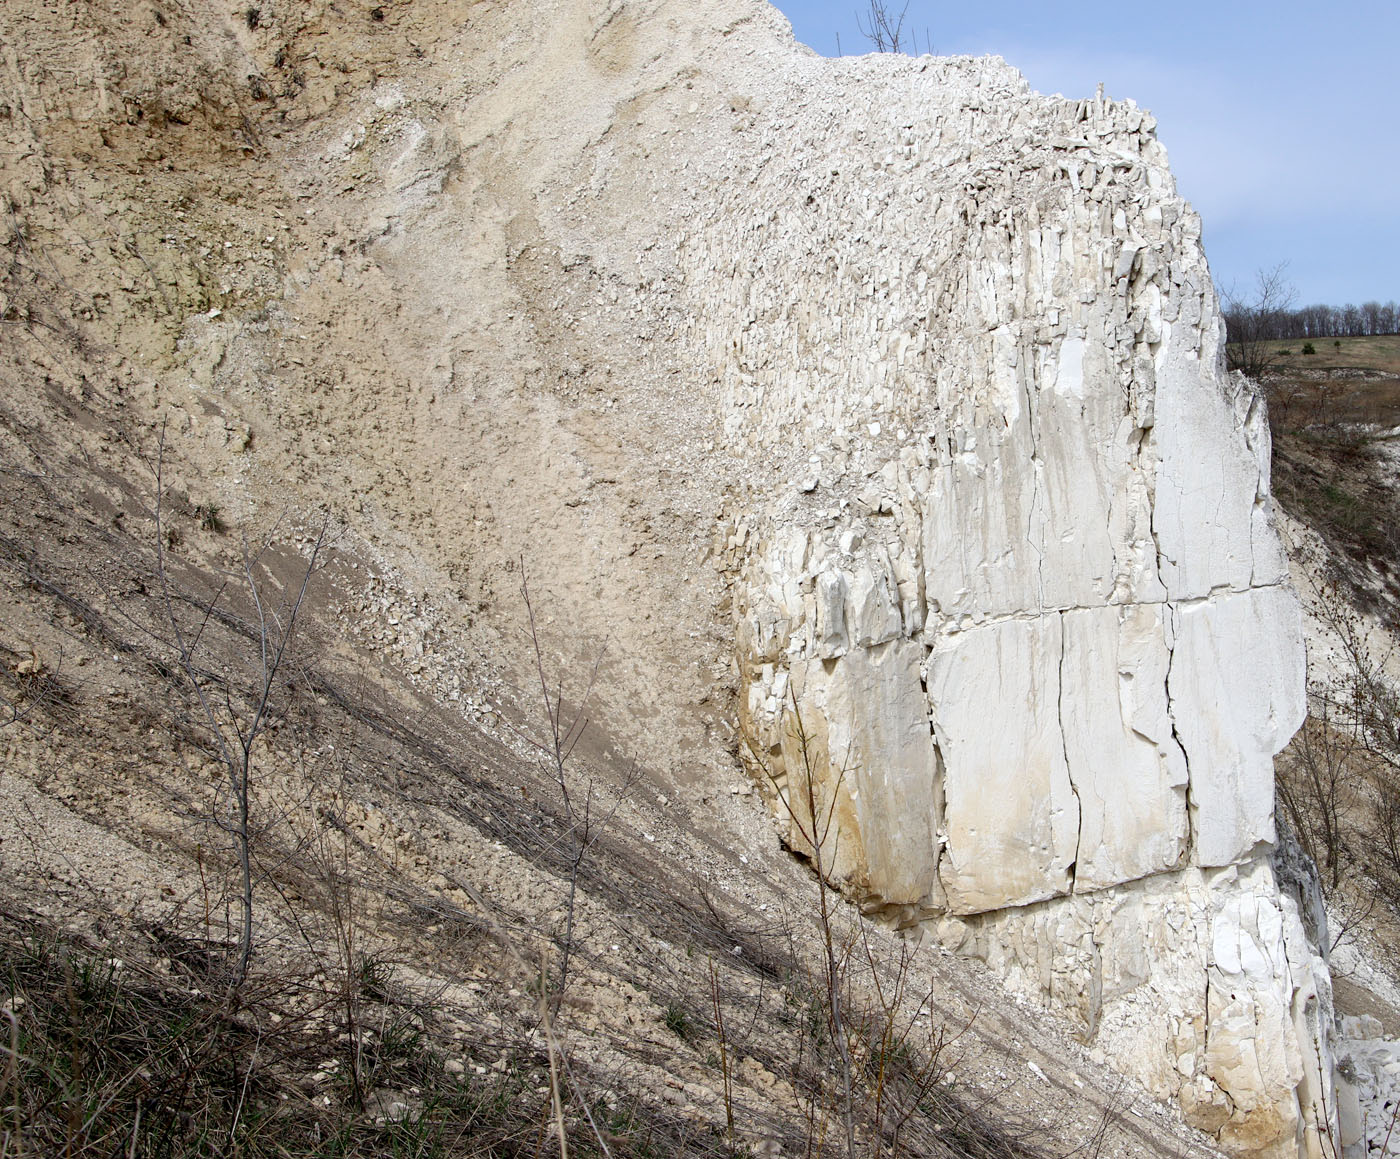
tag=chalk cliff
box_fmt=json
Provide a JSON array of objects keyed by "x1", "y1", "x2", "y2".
[{"x1": 689, "y1": 22, "x2": 1328, "y2": 1159}]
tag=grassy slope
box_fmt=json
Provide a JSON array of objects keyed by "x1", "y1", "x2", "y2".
[
  {"x1": 1270, "y1": 335, "x2": 1400, "y2": 378},
  {"x1": 1237, "y1": 335, "x2": 1400, "y2": 604},
  {"x1": 1245, "y1": 334, "x2": 1400, "y2": 427}
]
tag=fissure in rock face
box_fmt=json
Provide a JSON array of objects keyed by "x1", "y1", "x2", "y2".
[{"x1": 683, "y1": 10, "x2": 1329, "y2": 1156}]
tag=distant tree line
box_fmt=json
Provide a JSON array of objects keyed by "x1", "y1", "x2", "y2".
[
  {"x1": 1224, "y1": 298, "x2": 1400, "y2": 342},
  {"x1": 1222, "y1": 266, "x2": 1397, "y2": 380}
]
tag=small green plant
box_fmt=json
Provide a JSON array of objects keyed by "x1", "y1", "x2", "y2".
[
  {"x1": 1335, "y1": 339, "x2": 1342, "y2": 348},
  {"x1": 663, "y1": 1000, "x2": 692, "y2": 1042},
  {"x1": 356, "y1": 949, "x2": 395, "y2": 1003},
  {"x1": 1278, "y1": 347, "x2": 1293, "y2": 355},
  {"x1": 1302, "y1": 342, "x2": 1316, "y2": 355},
  {"x1": 193, "y1": 500, "x2": 223, "y2": 532}
]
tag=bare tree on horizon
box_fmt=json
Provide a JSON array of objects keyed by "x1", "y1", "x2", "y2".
[{"x1": 857, "y1": 0, "x2": 911, "y2": 52}]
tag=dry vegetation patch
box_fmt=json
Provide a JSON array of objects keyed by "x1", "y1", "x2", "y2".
[{"x1": 1262, "y1": 338, "x2": 1400, "y2": 608}]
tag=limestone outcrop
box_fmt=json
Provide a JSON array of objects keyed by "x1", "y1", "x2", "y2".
[{"x1": 692, "y1": 31, "x2": 1328, "y2": 1159}]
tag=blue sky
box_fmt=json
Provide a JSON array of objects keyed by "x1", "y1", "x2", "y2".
[{"x1": 769, "y1": 1, "x2": 1399, "y2": 307}]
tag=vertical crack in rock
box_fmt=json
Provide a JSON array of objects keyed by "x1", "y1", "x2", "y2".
[
  {"x1": 1056, "y1": 609, "x2": 1082, "y2": 891},
  {"x1": 1241, "y1": 391, "x2": 1281, "y2": 592},
  {"x1": 928, "y1": 707, "x2": 948, "y2": 895},
  {"x1": 1141, "y1": 414, "x2": 1194, "y2": 862},
  {"x1": 917, "y1": 649, "x2": 946, "y2": 878},
  {"x1": 1023, "y1": 352, "x2": 1047, "y2": 611},
  {"x1": 1164, "y1": 602, "x2": 1195, "y2": 862},
  {"x1": 1139, "y1": 345, "x2": 1178, "y2": 590}
]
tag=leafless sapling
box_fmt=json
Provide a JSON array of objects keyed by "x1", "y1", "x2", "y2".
[{"x1": 148, "y1": 427, "x2": 327, "y2": 990}]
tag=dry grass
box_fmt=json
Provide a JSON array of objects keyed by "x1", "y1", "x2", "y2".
[
  {"x1": 1260, "y1": 338, "x2": 1400, "y2": 606},
  {"x1": 1268, "y1": 334, "x2": 1400, "y2": 378},
  {"x1": 0, "y1": 904, "x2": 1067, "y2": 1159},
  {"x1": 1272, "y1": 433, "x2": 1399, "y2": 587},
  {"x1": 0, "y1": 912, "x2": 541, "y2": 1159},
  {"x1": 1250, "y1": 334, "x2": 1400, "y2": 428}
]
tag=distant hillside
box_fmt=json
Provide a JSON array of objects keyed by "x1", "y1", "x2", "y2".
[{"x1": 1254, "y1": 335, "x2": 1400, "y2": 604}]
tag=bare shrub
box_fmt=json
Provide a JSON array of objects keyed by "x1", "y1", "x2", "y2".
[
  {"x1": 739, "y1": 692, "x2": 997, "y2": 1159},
  {"x1": 514, "y1": 564, "x2": 639, "y2": 1016},
  {"x1": 1278, "y1": 698, "x2": 1365, "y2": 891},
  {"x1": 857, "y1": 1, "x2": 912, "y2": 53},
  {"x1": 1224, "y1": 263, "x2": 1297, "y2": 382},
  {"x1": 1278, "y1": 582, "x2": 1400, "y2": 952},
  {"x1": 145, "y1": 430, "x2": 328, "y2": 990}
]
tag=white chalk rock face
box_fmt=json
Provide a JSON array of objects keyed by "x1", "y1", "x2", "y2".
[
  {"x1": 790, "y1": 640, "x2": 942, "y2": 906},
  {"x1": 1170, "y1": 587, "x2": 1308, "y2": 868},
  {"x1": 927, "y1": 615, "x2": 1078, "y2": 913},
  {"x1": 695, "y1": 16, "x2": 1316, "y2": 1156},
  {"x1": 932, "y1": 856, "x2": 1337, "y2": 1158},
  {"x1": 1061, "y1": 602, "x2": 1190, "y2": 891}
]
